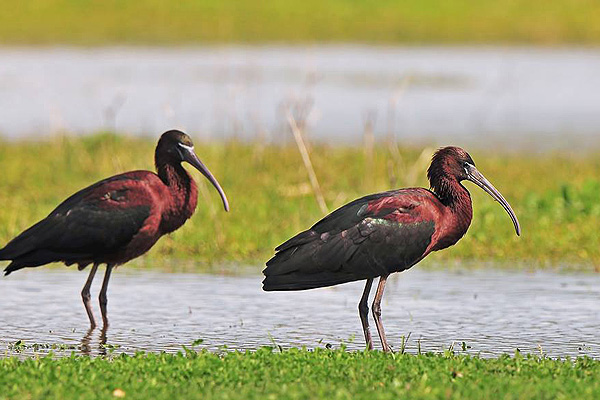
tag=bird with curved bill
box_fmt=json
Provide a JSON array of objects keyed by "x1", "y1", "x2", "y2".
[
  {"x1": 0, "y1": 130, "x2": 229, "y2": 328},
  {"x1": 263, "y1": 146, "x2": 520, "y2": 352}
]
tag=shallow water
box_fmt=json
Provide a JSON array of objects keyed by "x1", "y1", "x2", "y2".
[
  {"x1": 1, "y1": 46, "x2": 599, "y2": 149},
  {"x1": 1, "y1": 267, "x2": 599, "y2": 358}
]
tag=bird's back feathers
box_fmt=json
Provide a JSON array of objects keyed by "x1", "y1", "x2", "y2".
[
  {"x1": 0, "y1": 172, "x2": 155, "y2": 275},
  {"x1": 263, "y1": 189, "x2": 437, "y2": 291}
]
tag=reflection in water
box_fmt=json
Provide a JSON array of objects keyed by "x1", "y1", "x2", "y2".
[
  {"x1": 80, "y1": 326, "x2": 108, "y2": 356},
  {"x1": 80, "y1": 327, "x2": 94, "y2": 355},
  {"x1": 1, "y1": 268, "x2": 600, "y2": 358}
]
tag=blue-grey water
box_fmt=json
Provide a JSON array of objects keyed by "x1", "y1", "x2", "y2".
[
  {"x1": 0, "y1": 46, "x2": 599, "y2": 149},
  {"x1": 1, "y1": 267, "x2": 599, "y2": 358}
]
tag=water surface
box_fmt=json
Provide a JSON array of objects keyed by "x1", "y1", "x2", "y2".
[
  {"x1": 1, "y1": 267, "x2": 599, "y2": 358},
  {"x1": 0, "y1": 46, "x2": 599, "y2": 149}
]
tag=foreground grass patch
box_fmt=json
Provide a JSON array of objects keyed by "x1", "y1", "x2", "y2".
[
  {"x1": 0, "y1": 134, "x2": 599, "y2": 270},
  {"x1": 1, "y1": 349, "x2": 600, "y2": 399}
]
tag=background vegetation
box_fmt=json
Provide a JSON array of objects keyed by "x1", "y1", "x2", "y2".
[
  {"x1": 0, "y1": 0, "x2": 598, "y2": 45},
  {"x1": 0, "y1": 133, "x2": 598, "y2": 272}
]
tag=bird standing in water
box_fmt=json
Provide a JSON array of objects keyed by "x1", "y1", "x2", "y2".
[
  {"x1": 0, "y1": 130, "x2": 229, "y2": 328},
  {"x1": 263, "y1": 146, "x2": 520, "y2": 352}
]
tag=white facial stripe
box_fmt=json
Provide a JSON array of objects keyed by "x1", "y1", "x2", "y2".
[
  {"x1": 178, "y1": 143, "x2": 194, "y2": 152},
  {"x1": 464, "y1": 162, "x2": 475, "y2": 174}
]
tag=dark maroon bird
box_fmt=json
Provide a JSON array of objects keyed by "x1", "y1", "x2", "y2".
[
  {"x1": 263, "y1": 146, "x2": 520, "y2": 352},
  {"x1": 0, "y1": 130, "x2": 229, "y2": 328}
]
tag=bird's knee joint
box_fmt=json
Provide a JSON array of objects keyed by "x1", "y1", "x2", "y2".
[
  {"x1": 372, "y1": 305, "x2": 382, "y2": 318},
  {"x1": 81, "y1": 291, "x2": 91, "y2": 301},
  {"x1": 99, "y1": 295, "x2": 108, "y2": 307},
  {"x1": 358, "y1": 302, "x2": 369, "y2": 316}
]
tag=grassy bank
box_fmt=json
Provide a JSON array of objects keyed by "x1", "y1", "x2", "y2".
[
  {"x1": 1, "y1": 348, "x2": 600, "y2": 399},
  {"x1": 0, "y1": 134, "x2": 599, "y2": 271},
  {"x1": 0, "y1": 1, "x2": 599, "y2": 45}
]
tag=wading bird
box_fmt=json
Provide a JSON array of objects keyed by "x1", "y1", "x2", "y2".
[
  {"x1": 263, "y1": 147, "x2": 520, "y2": 352},
  {"x1": 0, "y1": 130, "x2": 229, "y2": 328}
]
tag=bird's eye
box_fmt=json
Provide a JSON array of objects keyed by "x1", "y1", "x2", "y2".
[{"x1": 462, "y1": 162, "x2": 471, "y2": 174}]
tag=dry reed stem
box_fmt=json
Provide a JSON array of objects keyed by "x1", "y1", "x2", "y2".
[
  {"x1": 286, "y1": 110, "x2": 329, "y2": 215},
  {"x1": 406, "y1": 147, "x2": 435, "y2": 186},
  {"x1": 386, "y1": 76, "x2": 412, "y2": 155},
  {"x1": 363, "y1": 111, "x2": 376, "y2": 187}
]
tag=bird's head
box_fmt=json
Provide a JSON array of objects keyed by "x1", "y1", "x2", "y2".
[
  {"x1": 156, "y1": 130, "x2": 229, "y2": 212},
  {"x1": 428, "y1": 146, "x2": 520, "y2": 236}
]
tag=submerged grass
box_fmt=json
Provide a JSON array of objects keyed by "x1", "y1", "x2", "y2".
[
  {"x1": 0, "y1": 1, "x2": 599, "y2": 45},
  {"x1": 0, "y1": 133, "x2": 599, "y2": 271},
  {"x1": 1, "y1": 348, "x2": 600, "y2": 399}
]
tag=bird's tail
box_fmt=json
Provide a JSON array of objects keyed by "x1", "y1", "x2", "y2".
[
  {"x1": 1, "y1": 247, "x2": 32, "y2": 276},
  {"x1": 3, "y1": 263, "x2": 24, "y2": 276},
  {"x1": 0, "y1": 246, "x2": 55, "y2": 276},
  {"x1": 0, "y1": 246, "x2": 12, "y2": 274}
]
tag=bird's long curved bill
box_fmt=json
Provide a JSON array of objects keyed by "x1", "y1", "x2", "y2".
[
  {"x1": 465, "y1": 164, "x2": 520, "y2": 236},
  {"x1": 183, "y1": 149, "x2": 230, "y2": 212}
]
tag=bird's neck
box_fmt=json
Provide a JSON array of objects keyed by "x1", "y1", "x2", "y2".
[
  {"x1": 431, "y1": 176, "x2": 473, "y2": 249},
  {"x1": 156, "y1": 162, "x2": 199, "y2": 233},
  {"x1": 157, "y1": 161, "x2": 190, "y2": 189}
]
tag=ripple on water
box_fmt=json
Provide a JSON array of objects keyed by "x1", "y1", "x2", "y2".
[{"x1": 1, "y1": 268, "x2": 600, "y2": 358}]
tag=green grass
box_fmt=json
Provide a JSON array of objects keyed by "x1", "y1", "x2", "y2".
[
  {"x1": 1, "y1": 348, "x2": 600, "y2": 399},
  {"x1": 0, "y1": 0, "x2": 600, "y2": 45},
  {"x1": 0, "y1": 133, "x2": 599, "y2": 272}
]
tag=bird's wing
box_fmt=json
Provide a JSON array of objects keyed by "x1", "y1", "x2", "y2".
[
  {"x1": 263, "y1": 189, "x2": 437, "y2": 290},
  {"x1": 0, "y1": 173, "x2": 156, "y2": 271}
]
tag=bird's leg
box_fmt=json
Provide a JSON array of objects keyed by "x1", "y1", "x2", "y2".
[
  {"x1": 98, "y1": 264, "x2": 114, "y2": 328},
  {"x1": 358, "y1": 278, "x2": 374, "y2": 350},
  {"x1": 81, "y1": 264, "x2": 99, "y2": 328},
  {"x1": 372, "y1": 274, "x2": 390, "y2": 352}
]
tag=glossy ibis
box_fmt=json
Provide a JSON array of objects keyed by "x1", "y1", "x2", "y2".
[
  {"x1": 0, "y1": 130, "x2": 229, "y2": 328},
  {"x1": 263, "y1": 146, "x2": 520, "y2": 352}
]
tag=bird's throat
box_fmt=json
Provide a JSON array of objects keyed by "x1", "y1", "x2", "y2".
[
  {"x1": 156, "y1": 163, "x2": 199, "y2": 234},
  {"x1": 431, "y1": 178, "x2": 473, "y2": 251}
]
